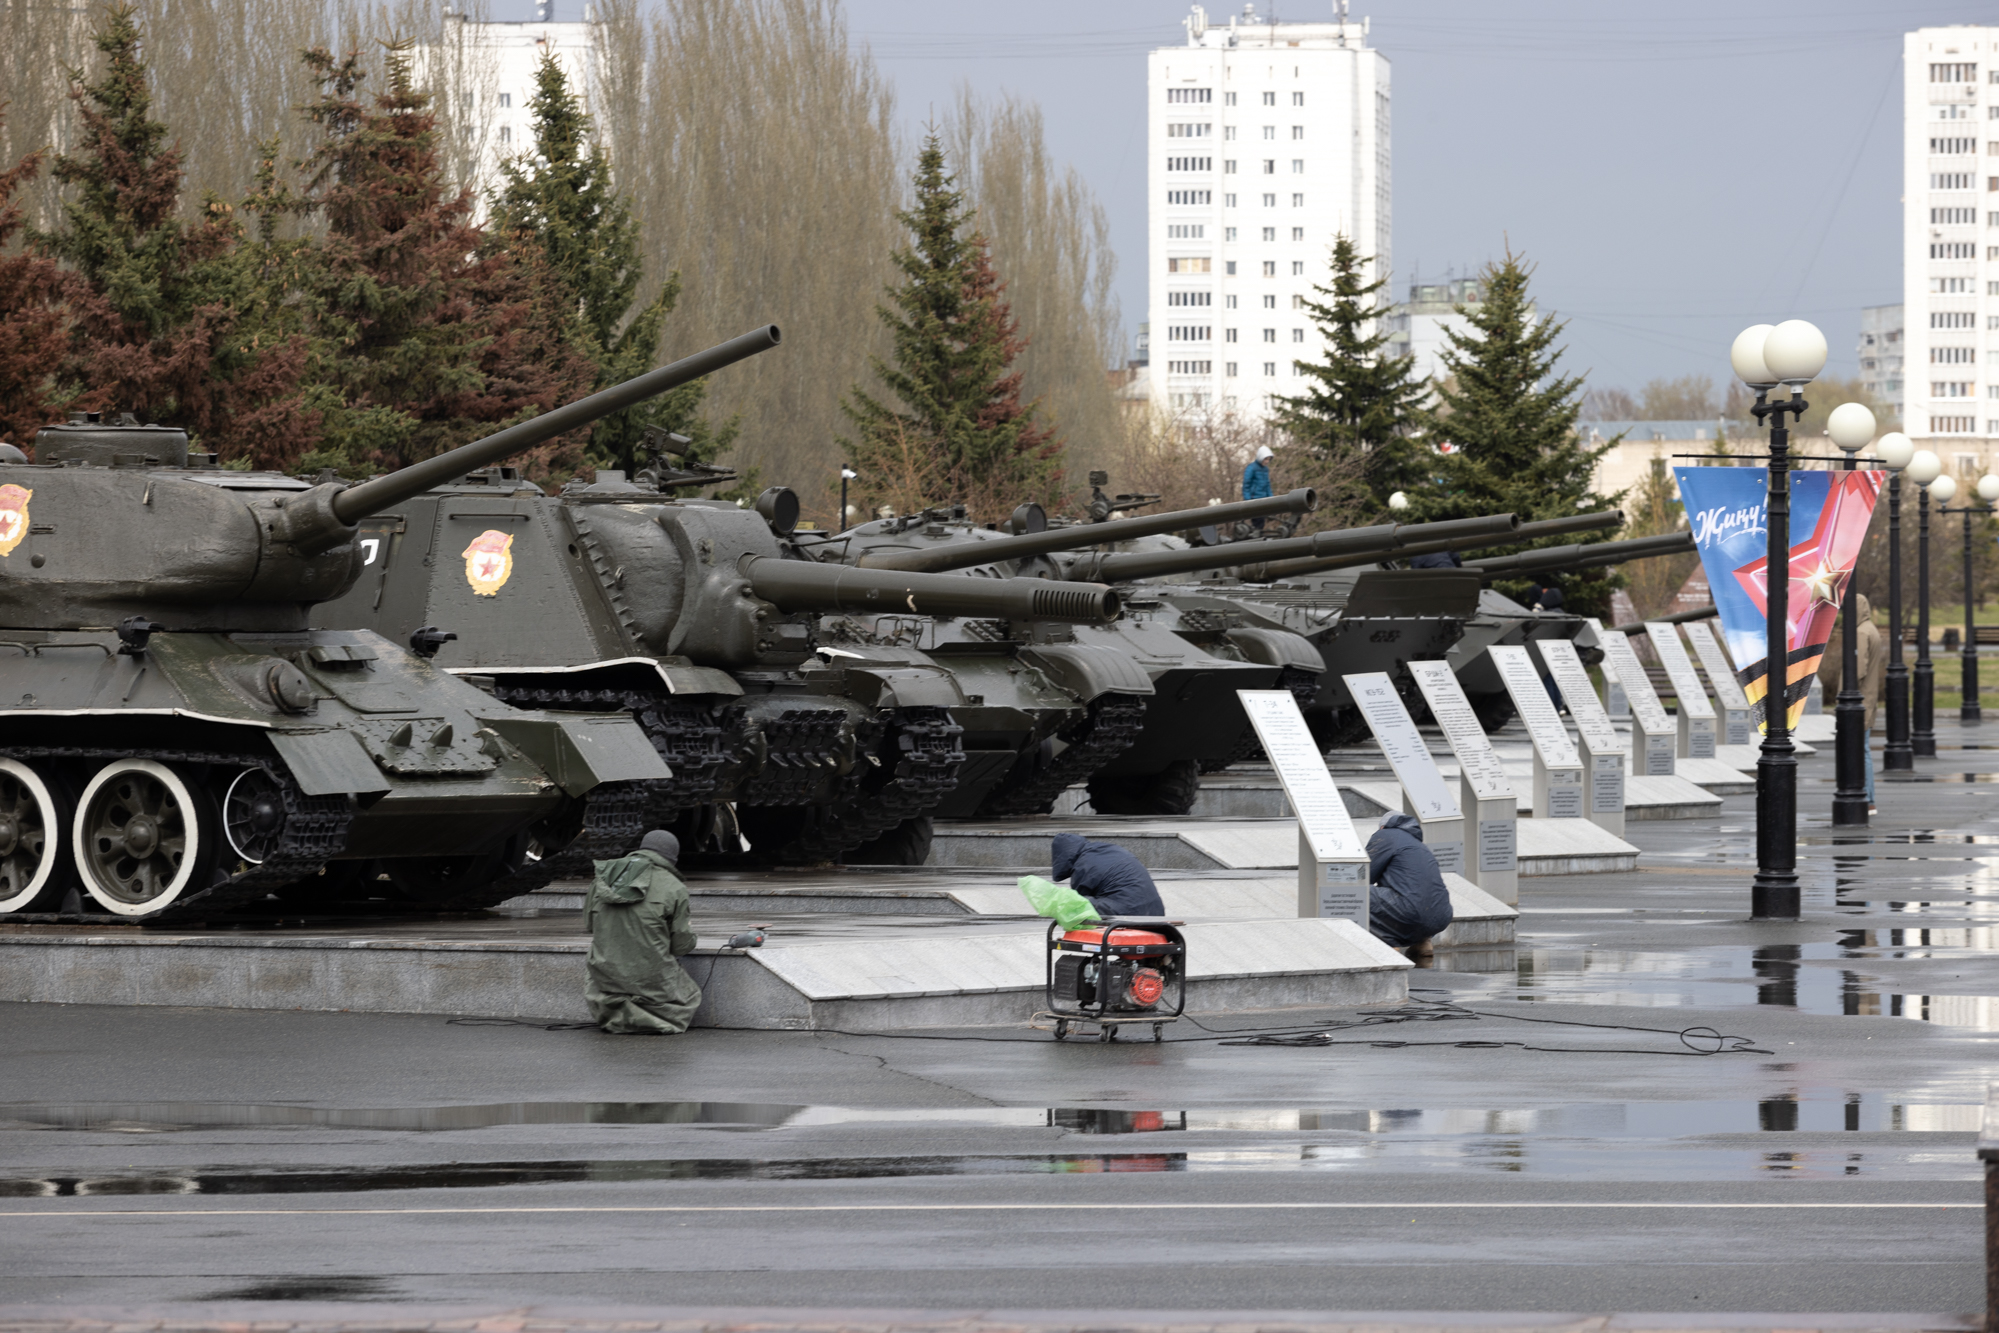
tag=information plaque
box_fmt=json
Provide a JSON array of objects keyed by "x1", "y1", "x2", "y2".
[
  {"x1": 1406, "y1": 660, "x2": 1518, "y2": 902},
  {"x1": 1644, "y1": 622, "x2": 1718, "y2": 760},
  {"x1": 1586, "y1": 619, "x2": 1629, "y2": 717},
  {"x1": 1535, "y1": 637, "x2": 1628, "y2": 836},
  {"x1": 1488, "y1": 644, "x2": 1584, "y2": 818},
  {"x1": 1342, "y1": 671, "x2": 1465, "y2": 875},
  {"x1": 1598, "y1": 630, "x2": 1676, "y2": 776},
  {"x1": 1237, "y1": 689, "x2": 1371, "y2": 926},
  {"x1": 1681, "y1": 619, "x2": 1753, "y2": 745}
]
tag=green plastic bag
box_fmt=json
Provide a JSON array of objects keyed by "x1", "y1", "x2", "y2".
[{"x1": 1018, "y1": 874, "x2": 1102, "y2": 931}]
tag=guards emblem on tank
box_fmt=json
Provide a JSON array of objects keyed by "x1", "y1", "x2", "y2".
[
  {"x1": 0, "y1": 484, "x2": 31, "y2": 557},
  {"x1": 462, "y1": 528, "x2": 515, "y2": 596}
]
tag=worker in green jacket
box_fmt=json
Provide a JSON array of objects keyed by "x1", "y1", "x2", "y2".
[{"x1": 584, "y1": 830, "x2": 702, "y2": 1034}]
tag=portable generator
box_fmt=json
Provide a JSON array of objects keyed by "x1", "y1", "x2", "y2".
[{"x1": 1040, "y1": 918, "x2": 1186, "y2": 1042}]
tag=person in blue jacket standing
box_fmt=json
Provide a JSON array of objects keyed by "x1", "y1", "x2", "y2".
[{"x1": 1241, "y1": 444, "x2": 1274, "y2": 530}]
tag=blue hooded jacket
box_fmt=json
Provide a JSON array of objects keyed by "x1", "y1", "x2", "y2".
[
  {"x1": 1241, "y1": 457, "x2": 1273, "y2": 502},
  {"x1": 1364, "y1": 813, "x2": 1455, "y2": 947},
  {"x1": 1051, "y1": 833, "x2": 1165, "y2": 917}
]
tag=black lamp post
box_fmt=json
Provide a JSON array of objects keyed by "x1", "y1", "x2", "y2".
[
  {"x1": 1827, "y1": 402, "x2": 1877, "y2": 826},
  {"x1": 1732, "y1": 319, "x2": 1828, "y2": 922},
  {"x1": 840, "y1": 467, "x2": 857, "y2": 532},
  {"x1": 1912, "y1": 451, "x2": 1943, "y2": 758},
  {"x1": 1878, "y1": 434, "x2": 1915, "y2": 771},
  {"x1": 1949, "y1": 472, "x2": 1999, "y2": 723}
]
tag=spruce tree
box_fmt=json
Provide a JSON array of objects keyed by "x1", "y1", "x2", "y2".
[
  {"x1": 491, "y1": 51, "x2": 731, "y2": 479},
  {"x1": 1269, "y1": 234, "x2": 1426, "y2": 507},
  {"x1": 842, "y1": 134, "x2": 1062, "y2": 515},
  {"x1": 33, "y1": 4, "x2": 314, "y2": 465},
  {"x1": 0, "y1": 122, "x2": 70, "y2": 447},
  {"x1": 281, "y1": 43, "x2": 595, "y2": 477},
  {"x1": 1415, "y1": 249, "x2": 1621, "y2": 610}
]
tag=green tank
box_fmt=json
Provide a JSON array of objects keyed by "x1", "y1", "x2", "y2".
[
  {"x1": 0, "y1": 328, "x2": 785, "y2": 921},
  {"x1": 310, "y1": 443, "x2": 1123, "y2": 866}
]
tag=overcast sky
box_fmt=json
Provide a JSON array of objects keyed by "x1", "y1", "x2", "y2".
[{"x1": 526, "y1": 0, "x2": 1997, "y2": 398}]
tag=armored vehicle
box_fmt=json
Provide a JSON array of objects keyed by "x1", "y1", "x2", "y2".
[
  {"x1": 312, "y1": 441, "x2": 1124, "y2": 864},
  {"x1": 816, "y1": 489, "x2": 1324, "y2": 815},
  {"x1": 0, "y1": 329, "x2": 787, "y2": 922}
]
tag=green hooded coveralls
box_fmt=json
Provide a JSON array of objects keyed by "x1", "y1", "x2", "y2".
[{"x1": 584, "y1": 848, "x2": 702, "y2": 1033}]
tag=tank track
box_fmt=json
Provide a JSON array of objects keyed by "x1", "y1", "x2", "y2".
[
  {"x1": 755, "y1": 707, "x2": 964, "y2": 865},
  {"x1": 0, "y1": 746, "x2": 353, "y2": 925},
  {"x1": 488, "y1": 684, "x2": 729, "y2": 820},
  {"x1": 1207, "y1": 666, "x2": 1322, "y2": 771},
  {"x1": 423, "y1": 778, "x2": 653, "y2": 913},
  {"x1": 977, "y1": 694, "x2": 1149, "y2": 818},
  {"x1": 732, "y1": 705, "x2": 859, "y2": 806}
]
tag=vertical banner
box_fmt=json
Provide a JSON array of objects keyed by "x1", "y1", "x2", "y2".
[{"x1": 1673, "y1": 466, "x2": 1883, "y2": 730}]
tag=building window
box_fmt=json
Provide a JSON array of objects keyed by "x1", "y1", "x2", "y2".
[
  {"x1": 1225, "y1": 294, "x2": 1238, "y2": 308},
  {"x1": 1291, "y1": 159, "x2": 1304, "y2": 173},
  {"x1": 1934, "y1": 311, "x2": 1976, "y2": 328},
  {"x1": 1167, "y1": 157, "x2": 1213, "y2": 172},
  {"x1": 1262, "y1": 294, "x2": 1276, "y2": 308},
  {"x1": 1933, "y1": 382, "x2": 1973, "y2": 397},
  {"x1": 1166, "y1": 325, "x2": 1212, "y2": 342},
  {"x1": 1224, "y1": 92, "x2": 1238, "y2": 106},
  {"x1": 1292, "y1": 294, "x2": 1305, "y2": 308},
  {"x1": 1942, "y1": 105, "x2": 1972, "y2": 120},
  {"x1": 1263, "y1": 125, "x2": 1276, "y2": 139},
  {"x1": 1932, "y1": 173, "x2": 1975, "y2": 189},
  {"x1": 1224, "y1": 194, "x2": 1237, "y2": 207},
  {"x1": 1224, "y1": 159, "x2": 1237, "y2": 173},
  {"x1": 1167, "y1": 123, "x2": 1213, "y2": 138},
  {"x1": 1222, "y1": 227, "x2": 1237, "y2": 241},
  {"x1": 1167, "y1": 88, "x2": 1213, "y2": 103},
  {"x1": 1165, "y1": 190, "x2": 1213, "y2": 205},
  {"x1": 1933, "y1": 63, "x2": 1978, "y2": 82},
  {"x1": 1292, "y1": 261, "x2": 1305, "y2": 275},
  {"x1": 1960, "y1": 454, "x2": 1983, "y2": 475},
  {"x1": 1224, "y1": 126, "x2": 1237, "y2": 141},
  {"x1": 1226, "y1": 260, "x2": 1237, "y2": 274},
  {"x1": 1261, "y1": 193, "x2": 1276, "y2": 206},
  {"x1": 1261, "y1": 91, "x2": 1276, "y2": 106},
  {"x1": 1166, "y1": 257, "x2": 1212, "y2": 273},
  {"x1": 498, "y1": 125, "x2": 511, "y2": 143},
  {"x1": 1291, "y1": 193, "x2": 1304, "y2": 206},
  {"x1": 1932, "y1": 137, "x2": 1977, "y2": 154},
  {"x1": 1167, "y1": 291, "x2": 1212, "y2": 306},
  {"x1": 1292, "y1": 227, "x2": 1304, "y2": 241},
  {"x1": 1262, "y1": 328, "x2": 1276, "y2": 342},
  {"x1": 1262, "y1": 159, "x2": 1275, "y2": 173},
  {"x1": 1168, "y1": 224, "x2": 1206, "y2": 239},
  {"x1": 1935, "y1": 207, "x2": 1977, "y2": 223},
  {"x1": 1291, "y1": 328, "x2": 1305, "y2": 343},
  {"x1": 1991, "y1": 212, "x2": 1999, "y2": 225},
  {"x1": 1933, "y1": 415, "x2": 1977, "y2": 433},
  {"x1": 1166, "y1": 360, "x2": 1212, "y2": 374},
  {"x1": 1292, "y1": 91, "x2": 1304, "y2": 106},
  {"x1": 1291, "y1": 125, "x2": 1305, "y2": 139},
  {"x1": 1933, "y1": 277, "x2": 1973, "y2": 293},
  {"x1": 1933, "y1": 347, "x2": 1976, "y2": 363},
  {"x1": 1262, "y1": 361, "x2": 1277, "y2": 375},
  {"x1": 1225, "y1": 362, "x2": 1239, "y2": 376},
  {"x1": 498, "y1": 92, "x2": 512, "y2": 108},
  {"x1": 1261, "y1": 261, "x2": 1276, "y2": 277},
  {"x1": 1225, "y1": 328, "x2": 1238, "y2": 342},
  {"x1": 1932, "y1": 241, "x2": 1977, "y2": 258},
  {"x1": 1989, "y1": 381, "x2": 1999, "y2": 394},
  {"x1": 1261, "y1": 226, "x2": 1276, "y2": 241}
]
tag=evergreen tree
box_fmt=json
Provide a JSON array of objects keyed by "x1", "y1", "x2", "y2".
[
  {"x1": 841, "y1": 134, "x2": 1062, "y2": 515},
  {"x1": 491, "y1": 50, "x2": 732, "y2": 480},
  {"x1": 286, "y1": 43, "x2": 594, "y2": 477},
  {"x1": 1269, "y1": 234, "x2": 1426, "y2": 507},
  {"x1": 1413, "y1": 249, "x2": 1621, "y2": 610},
  {"x1": 0, "y1": 120, "x2": 70, "y2": 447},
  {"x1": 33, "y1": 4, "x2": 314, "y2": 464}
]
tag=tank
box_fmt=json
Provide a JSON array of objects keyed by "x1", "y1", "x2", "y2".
[
  {"x1": 817, "y1": 488, "x2": 1325, "y2": 816},
  {"x1": 311, "y1": 443, "x2": 1124, "y2": 864},
  {"x1": 0, "y1": 327, "x2": 780, "y2": 921}
]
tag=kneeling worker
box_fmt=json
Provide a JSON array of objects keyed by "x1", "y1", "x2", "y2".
[
  {"x1": 585, "y1": 830, "x2": 702, "y2": 1034},
  {"x1": 1051, "y1": 832, "x2": 1165, "y2": 917},
  {"x1": 1365, "y1": 813, "x2": 1455, "y2": 957}
]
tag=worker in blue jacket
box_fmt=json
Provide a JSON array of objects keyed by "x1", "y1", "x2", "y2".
[
  {"x1": 1365, "y1": 813, "x2": 1455, "y2": 955},
  {"x1": 1241, "y1": 444, "x2": 1274, "y2": 531},
  {"x1": 1051, "y1": 833, "x2": 1165, "y2": 917}
]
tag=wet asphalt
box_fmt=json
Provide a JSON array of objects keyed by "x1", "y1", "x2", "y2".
[{"x1": 1, "y1": 722, "x2": 1996, "y2": 1317}]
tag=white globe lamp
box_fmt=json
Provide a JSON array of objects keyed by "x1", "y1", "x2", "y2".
[
  {"x1": 1730, "y1": 324, "x2": 1777, "y2": 388},
  {"x1": 1931, "y1": 473, "x2": 1959, "y2": 504},
  {"x1": 1763, "y1": 320, "x2": 1828, "y2": 387},
  {"x1": 1979, "y1": 474, "x2": 1999, "y2": 504},
  {"x1": 1876, "y1": 432, "x2": 1915, "y2": 471},
  {"x1": 1388, "y1": 491, "x2": 1409, "y2": 511},
  {"x1": 1909, "y1": 450, "x2": 1943, "y2": 487},
  {"x1": 1827, "y1": 403, "x2": 1875, "y2": 453}
]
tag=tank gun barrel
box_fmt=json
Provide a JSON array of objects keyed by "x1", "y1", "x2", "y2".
[
  {"x1": 1066, "y1": 513, "x2": 1519, "y2": 583},
  {"x1": 850, "y1": 488, "x2": 1319, "y2": 574},
  {"x1": 1611, "y1": 604, "x2": 1720, "y2": 635},
  {"x1": 744, "y1": 557, "x2": 1121, "y2": 624},
  {"x1": 1463, "y1": 530, "x2": 1693, "y2": 579},
  {"x1": 328, "y1": 325, "x2": 782, "y2": 527},
  {"x1": 1253, "y1": 510, "x2": 1625, "y2": 581}
]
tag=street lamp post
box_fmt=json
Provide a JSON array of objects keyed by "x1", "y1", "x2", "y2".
[
  {"x1": 1732, "y1": 319, "x2": 1827, "y2": 921},
  {"x1": 1911, "y1": 451, "x2": 1944, "y2": 758},
  {"x1": 1827, "y1": 403, "x2": 1877, "y2": 825},
  {"x1": 1877, "y1": 433, "x2": 1916, "y2": 771},
  {"x1": 840, "y1": 467, "x2": 858, "y2": 531},
  {"x1": 1952, "y1": 474, "x2": 1999, "y2": 722}
]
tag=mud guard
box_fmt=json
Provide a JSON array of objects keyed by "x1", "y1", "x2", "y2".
[
  {"x1": 1226, "y1": 626, "x2": 1325, "y2": 674},
  {"x1": 1019, "y1": 643, "x2": 1154, "y2": 704},
  {"x1": 477, "y1": 712, "x2": 673, "y2": 796},
  {"x1": 267, "y1": 729, "x2": 393, "y2": 797}
]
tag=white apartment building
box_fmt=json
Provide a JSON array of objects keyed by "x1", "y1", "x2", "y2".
[
  {"x1": 1903, "y1": 27, "x2": 1999, "y2": 474},
  {"x1": 1857, "y1": 302, "x2": 1904, "y2": 424},
  {"x1": 1147, "y1": 3, "x2": 1390, "y2": 420},
  {"x1": 431, "y1": 6, "x2": 600, "y2": 205}
]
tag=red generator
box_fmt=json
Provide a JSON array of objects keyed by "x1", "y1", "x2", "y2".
[{"x1": 1041, "y1": 918, "x2": 1186, "y2": 1042}]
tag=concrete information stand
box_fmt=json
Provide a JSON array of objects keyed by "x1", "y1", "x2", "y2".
[
  {"x1": 1408, "y1": 660, "x2": 1520, "y2": 904},
  {"x1": 1599, "y1": 630, "x2": 1676, "y2": 775},
  {"x1": 1645, "y1": 621, "x2": 1719, "y2": 759},
  {"x1": 1682, "y1": 619, "x2": 1753, "y2": 745},
  {"x1": 1536, "y1": 637, "x2": 1629, "y2": 837},
  {"x1": 1488, "y1": 644, "x2": 1584, "y2": 819},
  {"x1": 1238, "y1": 690, "x2": 1372, "y2": 927},
  {"x1": 1587, "y1": 619, "x2": 1630, "y2": 718},
  {"x1": 1344, "y1": 671, "x2": 1465, "y2": 875}
]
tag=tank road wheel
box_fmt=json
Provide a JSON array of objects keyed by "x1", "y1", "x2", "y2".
[
  {"x1": 384, "y1": 831, "x2": 532, "y2": 908},
  {"x1": 222, "y1": 767, "x2": 289, "y2": 865},
  {"x1": 0, "y1": 759, "x2": 74, "y2": 914},
  {"x1": 72, "y1": 759, "x2": 219, "y2": 917},
  {"x1": 1086, "y1": 759, "x2": 1202, "y2": 817},
  {"x1": 842, "y1": 816, "x2": 934, "y2": 867}
]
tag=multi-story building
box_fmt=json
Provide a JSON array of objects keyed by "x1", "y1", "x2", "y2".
[
  {"x1": 429, "y1": 5, "x2": 599, "y2": 205},
  {"x1": 1146, "y1": 3, "x2": 1390, "y2": 420},
  {"x1": 1903, "y1": 28, "x2": 1999, "y2": 473},
  {"x1": 1382, "y1": 274, "x2": 1521, "y2": 386},
  {"x1": 1857, "y1": 303, "x2": 1905, "y2": 424}
]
